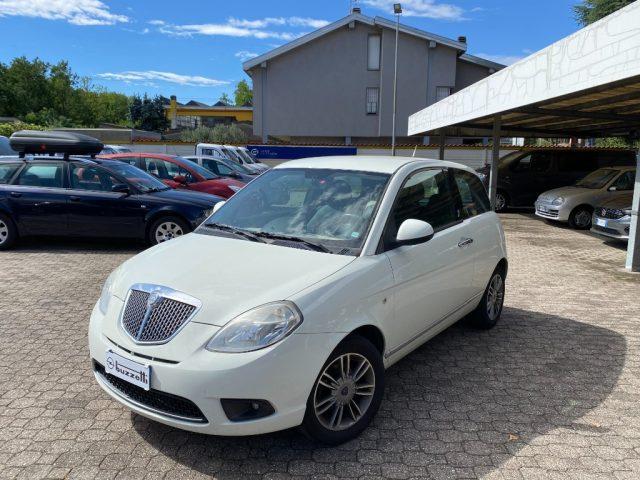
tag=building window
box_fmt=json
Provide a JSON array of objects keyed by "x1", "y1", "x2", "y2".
[
  {"x1": 366, "y1": 87, "x2": 379, "y2": 115},
  {"x1": 436, "y1": 86, "x2": 452, "y2": 102},
  {"x1": 367, "y1": 35, "x2": 381, "y2": 70}
]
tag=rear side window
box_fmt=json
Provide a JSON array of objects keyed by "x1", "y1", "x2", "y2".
[
  {"x1": 453, "y1": 170, "x2": 490, "y2": 218},
  {"x1": 16, "y1": 163, "x2": 64, "y2": 188},
  {"x1": 0, "y1": 163, "x2": 21, "y2": 184},
  {"x1": 611, "y1": 171, "x2": 636, "y2": 191},
  {"x1": 70, "y1": 164, "x2": 120, "y2": 192}
]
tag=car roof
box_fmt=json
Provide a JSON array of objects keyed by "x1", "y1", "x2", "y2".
[{"x1": 274, "y1": 156, "x2": 476, "y2": 175}]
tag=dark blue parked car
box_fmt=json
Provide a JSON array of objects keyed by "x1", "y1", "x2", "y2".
[{"x1": 0, "y1": 131, "x2": 222, "y2": 250}]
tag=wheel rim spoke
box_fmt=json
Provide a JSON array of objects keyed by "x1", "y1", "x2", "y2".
[{"x1": 313, "y1": 353, "x2": 375, "y2": 431}]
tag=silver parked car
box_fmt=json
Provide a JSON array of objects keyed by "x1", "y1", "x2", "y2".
[
  {"x1": 591, "y1": 193, "x2": 634, "y2": 241},
  {"x1": 535, "y1": 166, "x2": 636, "y2": 229}
]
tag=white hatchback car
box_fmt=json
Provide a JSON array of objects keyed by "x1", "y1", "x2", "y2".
[{"x1": 89, "y1": 156, "x2": 508, "y2": 444}]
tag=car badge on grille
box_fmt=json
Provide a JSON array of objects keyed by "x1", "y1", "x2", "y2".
[{"x1": 120, "y1": 284, "x2": 202, "y2": 345}]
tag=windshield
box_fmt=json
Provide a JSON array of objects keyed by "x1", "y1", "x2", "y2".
[
  {"x1": 575, "y1": 168, "x2": 619, "y2": 189},
  {"x1": 223, "y1": 158, "x2": 255, "y2": 174},
  {"x1": 102, "y1": 162, "x2": 170, "y2": 193},
  {"x1": 198, "y1": 168, "x2": 390, "y2": 255},
  {"x1": 237, "y1": 148, "x2": 257, "y2": 164},
  {"x1": 173, "y1": 156, "x2": 218, "y2": 180},
  {"x1": 222, "y1": 147, "x2": 245, "y2": 163}
]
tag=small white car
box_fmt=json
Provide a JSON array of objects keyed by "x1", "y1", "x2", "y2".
[
  {"x1": 223, "y1": 145, "x2": 270, "y2": 173},
  {"x1": 535, "y1": 166, "x2": 636, "y2": 229},
  {"x1": 195, "y1": 143, "x2": 268, "y2": 174},
  {"x1": 90, "y1": 156, "x2": 508, "y2": 444}
]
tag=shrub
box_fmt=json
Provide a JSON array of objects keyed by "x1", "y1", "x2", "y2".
[
  {"x1": 0, "y1": 121, "x2": 46, "y2": 137},
  {"x1": 180, "y1": 124, "x2": 248, "y2": 144}
]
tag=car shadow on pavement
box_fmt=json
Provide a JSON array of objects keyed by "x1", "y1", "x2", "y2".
[
  {"x1": 131, "y1": 307, "x2": 625, "y2": 479},
  {"x1": 6, "y1": 236, "x2": 145, "y2": 254}
]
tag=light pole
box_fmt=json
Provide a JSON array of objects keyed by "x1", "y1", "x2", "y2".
[{"x1": 391, "y1": 3, "x2": 402, "y2": 156}]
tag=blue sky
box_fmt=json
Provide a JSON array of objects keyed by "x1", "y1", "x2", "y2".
[{"x1": 0, "y1": 0, "x2": 578, "y2": 104}]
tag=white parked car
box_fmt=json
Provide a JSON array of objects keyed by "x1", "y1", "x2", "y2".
[
  {"x1": 535, "y1": 166, "x2": 636, "y2": 229},
  {"x1": 90, "y1": 156, "x2": 508, "y2": 444},
  {"x1": 195, "y1": 143, "x2": 268, "y2": 174},
  {"x1": 224, "y1": 145, "x2": 270, "y2": 173}
]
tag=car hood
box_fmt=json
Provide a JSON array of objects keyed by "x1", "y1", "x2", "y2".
[
  {"x1": 112, "y1": 233, "x2": 355, "y2": 326},
  {"x1": 538, "y1": 186, "x2": 593, "y2": 201},
  {"x1": 143, "y1": 188, "x2": 222, "y2": 207},
  {"x1": 597, "y1": 193, "x2": 634, "y2": 209}
]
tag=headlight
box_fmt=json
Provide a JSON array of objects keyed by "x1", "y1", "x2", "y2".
[
  {"x1": 98, "y1": 270, "x2": 117, "y2": 315},
  {"x1": 552, "y1": 196, "x2": 565, "y2": 206},
  {"x1": 229, "y1": 185, "x2": 243, "y2": 193},
  {"x1": 206, "y1": 301, "x2": 303, "y2": 353}
]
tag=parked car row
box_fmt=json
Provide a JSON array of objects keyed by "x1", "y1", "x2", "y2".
[
  {"x1": 0, "y1": 131, "x2": 226, "y2": 250},
  {"x1": 195, "y1": 143, "x2": 270, "y2": 173}
]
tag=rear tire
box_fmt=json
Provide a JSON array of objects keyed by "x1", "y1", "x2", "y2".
[
  {"x1": 471, "y1": 267, "x2": 506, "y2": 329},
  {"x1": 0, "y1": 213, "x2": 18, "y2": 250},
  {"x1": 301, "y1": 336, "x2": 384, "y2": 445},
  {"x1": 568, "y1": 206, "x2": 593, "y2": 230},
  {"x1": 148, "y1": 216, "x2": 190, "y2": 245}
]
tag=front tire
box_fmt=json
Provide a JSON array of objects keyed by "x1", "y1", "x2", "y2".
[
  {"x1": 148, "y1": 216, "x2": 190, "y2": 245},
  {"x1": 0, "y1": 213, "x2": 18, "y2": 250},
  {"x1": 471, "y1": 268, "x2": 506, "y2": 329},
  {"x1": 494, "y1": 191, "x2": 508, "y2": 213},
  {"x1": 568, "y1": 206, "x2": 593, "y2": 230},
  {"x1": 301, "y1": 336, "x2": 384, "y2": 445}
]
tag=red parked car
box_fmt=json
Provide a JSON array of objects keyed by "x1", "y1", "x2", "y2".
[{"x1": 99, "y1": 153, "x2": 245, "y2": 199}]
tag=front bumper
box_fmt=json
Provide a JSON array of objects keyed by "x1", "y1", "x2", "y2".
[
  {"x1": 534, "y1": 201, "x2": 569, "y2": 222},
  {"x1": 88, "y1": 303, "x2": 343, "y2": 435},
  {"x1": 590, "y1": 216, "x2": 630, "y2": 241}
]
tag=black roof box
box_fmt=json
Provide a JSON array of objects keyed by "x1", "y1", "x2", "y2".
[{"x1": 9, "y1": 130, "x2": 104, "y2": 157}]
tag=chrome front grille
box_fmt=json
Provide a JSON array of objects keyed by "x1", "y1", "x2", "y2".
[
  {"x1": 120, "y1": 284, "x2": 201, "y2": 344},
  {"x1": 597, "y1": 207, "x2": 625, "y2": 219}
]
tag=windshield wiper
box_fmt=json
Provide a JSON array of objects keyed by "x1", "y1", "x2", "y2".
[
  {"x1": 252, "y1": 232, "x2": 331, "y2": 253},
  {"x1": 204, "y1": 223, "x2": 266, "y2": 243}
]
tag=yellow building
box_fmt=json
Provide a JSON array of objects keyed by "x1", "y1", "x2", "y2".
[{"x1": 165, "y1": 96, "x2": 253, "y2": 129}]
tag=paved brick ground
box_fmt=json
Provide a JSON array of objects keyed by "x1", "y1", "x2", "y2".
[{"x1": 1, "y1": 213, "x2": 639, "y2": 480}]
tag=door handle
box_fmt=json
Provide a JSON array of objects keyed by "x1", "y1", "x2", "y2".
[
  {"x1": 458, "y1": 237, "x2": 474, "y2": 248},
  {"x1": 69, "y1": 196, "x2": 81, "y2": 202},
  {"x1": 9, "y1": 192, "x2": 22, "y2": 198}
]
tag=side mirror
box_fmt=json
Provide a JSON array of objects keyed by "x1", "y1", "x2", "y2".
[
  {"x1": 173, "y1": 175, "x2": 187, "y2": 184},
  {"x1": 112, "y1": 183, "x2": 130, "y2": 195},
  {"x1": 396, "y1": 219, "x2": 435, "y2": 246},
  {"x1": 212, "y1": 201, "x2": 226, "y2": 213}
]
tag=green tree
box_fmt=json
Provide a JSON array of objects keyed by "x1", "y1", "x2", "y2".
[
  {"x1": 234, "y1": 79, "x2": 253, "y2": 106},
  {"x1": 129, "y1": 94, "x2": 168, "y2": 132},
  {"x1": 180, "y1": 124, "x2": 247, "y2": 144},
  {"x1": 218, "y1": 93, "x2": 232, "y2": 106},
  {"x1": 574, "y1": 0, "x2": 635, "y2": 25}
]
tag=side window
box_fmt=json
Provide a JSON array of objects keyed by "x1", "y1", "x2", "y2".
[
  {"x1": 510, "y1": 154, "x2": 532, "y2": 172},
  {"x1": 143, "y1": 158, "x2": 192, "y2": 182},
  {"x1": 530, "y1": 152, "x2": 553, "y2": 173},
  {"x1": 0, "y1": 163, "x2": 21, "y2": 184},
  {"x1": 611, "y1": 171, "x2": 636, "y2": 191},
  {"x1": 70, "y1": 164, "x2": 120, "y2": 192},
  {"x1": 217, "y1": 163, "x2": 235, "y2": 176},
  {"x1": 453, "y1": 170, "x2": 490, "y2": 218},
  {"x1": 202, "y1": 159, "x2": 221, "y2": 175},
  {"x1": 16, "y1": 163, "x2": 64, "y2": 188},
  {"x1": 391, "y1": 169, "x2": 459, "y2": 234},
  {"x1": 117, "y1": 156, "x2": 138, "y2": 167},
  {"x1": 557, "y1": 152, "x2": 598, "y2": 172}
]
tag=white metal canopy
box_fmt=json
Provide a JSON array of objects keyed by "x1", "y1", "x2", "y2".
[{"x1": 407, "y1": 1, "x2": 640, "y2": 272}]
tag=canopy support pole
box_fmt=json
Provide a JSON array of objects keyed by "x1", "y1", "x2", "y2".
[
  {"x1": 438, "y1": 132, "x2": 445, "y2": 160},
  {"x1": 626, "y1": 149, "x2": 640, "y2": 272},
  {"x1": 489, "y1": 115, "x2": 501, "y2": 210}
]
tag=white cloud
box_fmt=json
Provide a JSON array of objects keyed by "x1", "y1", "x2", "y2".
[
  {"x1": 361, "y1": 0, "x2": 465, "y2": 20},
  {"x1": 97, "y1": 70, "x2": 230, "y2": 87},
  {"x1": 235, "y1": 50, "x2": 258, "y2": 62},
  {"x1": 0, "y1": 0, "x2": 129, "y2": 25},
  {"x1": 473, "y1": 53, "x2": 525, "y2": 66},
  {"x1": 147, "y1": 19, "x2": 165, "y2": 26},
  {"x1": 153, "y1": 16, "x2": 327, "y2": 41}
]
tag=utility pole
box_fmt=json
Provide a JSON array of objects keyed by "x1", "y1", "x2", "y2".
[{"x1": 391, "y1": 3, "x2": 402, "y2": 156}]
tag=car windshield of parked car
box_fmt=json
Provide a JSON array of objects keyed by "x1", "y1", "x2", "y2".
[
  {"x1": 173, "y1": 156, "x2": 218, "y2": 180},
  {"x1": 102, "y1": 162, "x2": 170, "y2": 193},
  {"x1": 199, "y1": 168, "x2": 390, "y2": 254},
  {"x1": 237, "y1": 149, "x2": 257, "y2": 164},
  {"x1": 222, "y1": 158, "x2": 254, "y2": 175},
  {"x1": 575, "y1": 168, "x2": 620, "y2": 189}
]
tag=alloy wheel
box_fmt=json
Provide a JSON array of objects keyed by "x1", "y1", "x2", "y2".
[
  {"x1": 0, "y1": 219, "x2": 8, "y2": 245},
  {"x1": 155, "y1": 221, "x2": 184, "y2": 243},
  {"x1": 495, "y1": 193, "x2": 506, "y2": 212},
  {"x1": 486, "y1": 274, "x2": 505, "y2": 321},
  {"x1": 313, "y1": 353, "x2": 376, "y2": 431}
]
